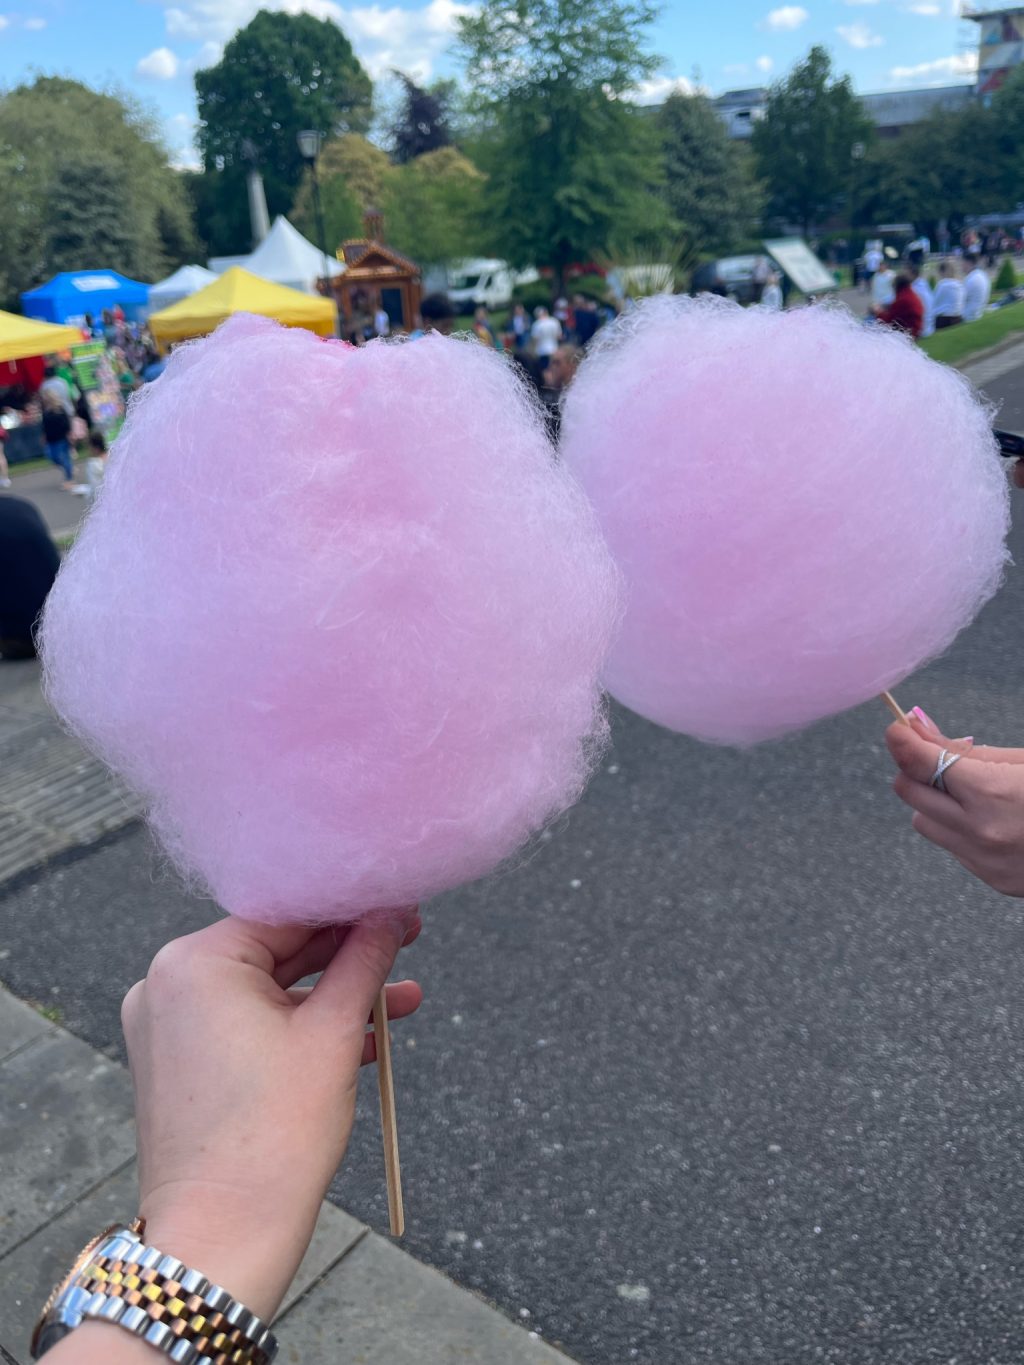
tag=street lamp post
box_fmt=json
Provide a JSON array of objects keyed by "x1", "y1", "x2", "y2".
[{"x1": 297, "y1": 129, "x2": 330, "y2": 291}]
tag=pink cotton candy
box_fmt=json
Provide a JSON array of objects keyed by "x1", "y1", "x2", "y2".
[
  {"x1": 561, "y1": 295, "x2": 1010, "y2": 746},
  {"x1": 41, "y1": 315, "x2": 621, "y2": 923}
]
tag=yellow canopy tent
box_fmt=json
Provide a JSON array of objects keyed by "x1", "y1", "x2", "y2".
[
  {"x1": 148, "y1": 267, "x2": 336, "y2": 350},
  {"x1": 0, "y1": 311, "x2": 82, "y2": 364}
]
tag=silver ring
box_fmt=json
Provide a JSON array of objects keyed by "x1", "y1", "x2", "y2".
[{"x1": 930, "y1": 748, "x2": 963, "y2": 793}]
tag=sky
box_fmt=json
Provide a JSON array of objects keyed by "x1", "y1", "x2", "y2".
[{"x1": 5, "y1": 0, "x2": 985, "y2": 169}]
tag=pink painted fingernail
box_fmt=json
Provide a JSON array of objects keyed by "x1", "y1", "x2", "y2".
[{"x1": 911, "y1": 706, "x2": 939, "y2": 733}]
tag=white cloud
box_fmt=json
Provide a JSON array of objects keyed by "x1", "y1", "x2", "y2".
[
  {"x1": 907, "y1": 2, "x2": 940, "y2": 11},
  {"x1": 843, "y1": 0, "x2": 880, "y2": 5},
  {"x1": 762, "y1": 5, "x2": 808, "y2": 29},
  {"x1": 837, "y1": 20, "x2": 883, "y2": 45},
  {"x1": 632, "y1": 73, "x2": 696, "y2": 104},
  {"x1": 0, "y1": 16, "x2": 9, "y2": 29},
  {"x1": 755, "y1": 54, "x2": 774, "y2": 72},
  {"x1": 889, "y1": 50, "x2": 978, "y2": 81},
  {"x1": 160, "y1": 0, "x2": 474, "y2": 81},
  {"x1": 24, "y1": 16, "x2": 46, "y2": 28},
  {"x1": 137, "y1": 46, "x2": 181, "y2": 79}
]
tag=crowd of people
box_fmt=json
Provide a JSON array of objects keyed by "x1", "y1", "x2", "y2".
[{"x1": 865, "y1": 252, "x2": 996, "y2": 340}]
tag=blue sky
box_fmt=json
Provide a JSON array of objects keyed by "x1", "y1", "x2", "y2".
[{"x1": 7, "y1": 0, "x2": 982, "y2": 168}]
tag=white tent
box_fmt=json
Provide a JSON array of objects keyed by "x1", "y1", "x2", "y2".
[
  {"x1": 148, "y1": 264, "x2": 218, "y2": 311},
  {"x1": 242, "y1": 216, "x2": 345, "y2": 295}
]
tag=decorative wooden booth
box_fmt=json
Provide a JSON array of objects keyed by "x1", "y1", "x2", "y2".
[{"x1": 331, "y1": 211, "x2": 422, "y2": 340}]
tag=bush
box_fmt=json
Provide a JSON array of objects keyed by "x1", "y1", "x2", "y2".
[
  {"x1": 995, "y1": 257, "x2": 1018, "y2": 292},
  {"x1": 512, "y1": 279, "x2": 553, "y2": 311}
]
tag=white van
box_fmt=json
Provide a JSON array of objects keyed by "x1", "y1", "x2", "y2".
[{"x1": 447, "y1": 259, "x2": 539, "y2": 313}]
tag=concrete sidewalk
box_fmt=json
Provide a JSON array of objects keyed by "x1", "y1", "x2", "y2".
[
  {"x1": 0, "y1": 988, "x2": 575, "y2": 1363},
  {"x1": 0, "y1": 660, "x2": 575, "y2": 1364}
]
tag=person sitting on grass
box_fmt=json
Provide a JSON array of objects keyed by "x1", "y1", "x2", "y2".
[{"x1": 874, "y1": 273, "x2": 924, "y2": 340}]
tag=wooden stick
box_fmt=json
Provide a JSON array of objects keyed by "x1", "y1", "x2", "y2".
[
  {"x1": 372, "y1": 986, "x2": 404, "y2": 1237},
  {"x1": 880, "y1": 690, "x2": 909, "y2": 725}
]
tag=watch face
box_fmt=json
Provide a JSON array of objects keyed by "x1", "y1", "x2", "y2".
[{"x1": 30, "y1": 1224, "x2": 126, "y2": 1357}]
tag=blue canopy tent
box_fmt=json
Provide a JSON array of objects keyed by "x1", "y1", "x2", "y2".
[{"x1": 21, "y1": 270, "x2": 150, "y2": 325}]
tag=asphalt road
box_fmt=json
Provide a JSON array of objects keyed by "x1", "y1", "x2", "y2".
[{"x1": 4, "y1": 362, "x2": 1024, "y2": 1364}]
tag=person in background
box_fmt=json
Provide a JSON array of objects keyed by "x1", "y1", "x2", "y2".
[
  {"x1": 870, "y1": 258, "x2": 896, "y2": 313},
  {"x1": 751, "y1": 255, "x2": 770, "y2": 303},
  {"x1": 39, "y1": 362, "x2": 74, "y2": 416},
  {"x1": 415, "y1": 293, "x2": 456, "y2": 337},
  {"x1": 510, "y1": 302, "x2": 529, "y2": 350},
  {"x1": 102, "y1": 309, "x2": 118, "y2": 346},
  {"x1": 0, "y1": 494, "x2": 60, "y2": 659},
  {"x1": 863, "y1": 242, "x2": 883, "y2": 292},
  {"x1": 85, "y1": 429, "x2": 107, "y2": 498},
  {"x1": 0, "y1": 430, "x2": 10, "y2": 489},
  {"x1": 472, "y1": 305, "x2": 498, "y2": 348},
  {"x1": 40, "y1": 390, "x2": 82, "y2": 491},
  {"x1": 572, "y1": 294, "x2": 600, "y2": 346},
  {"x1": 553, "y1": 296, "x2": 570, "y2": 326},
  {"x1": 962, "y1": 260, "x2": 992, "y2": 322},
  {"x1": 531, "y1": 306, "x2": 562, "y2": 365},
  {"x1": 932, "y1": 260, "x2": 964, "y2": 329},
  {"x1": 141, "y1": 348, "x2": 167, "y2": 383},
  {"x1": 875, "y1": 273, "x2": 924, "y2": 339},
  {"x1": 909, "y1": 265, "x2": 935, "y2": 339},
  {"x1": 373, "y1": 300, "x2": 390, "y2": 337},
  {"x1": 760, "y1": 272, "x2": 783, "y2": 312}
]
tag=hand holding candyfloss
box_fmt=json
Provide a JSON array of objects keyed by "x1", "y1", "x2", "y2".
[
  {"x1": 39, "y1": 316, "x2": 622, "y2": 1235},
  {"x1": 561, "y1": 294, "x2": 1010, "y2": 747}
]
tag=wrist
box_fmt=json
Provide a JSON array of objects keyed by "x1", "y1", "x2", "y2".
[{"x1": 140, "y1": 1186, "x2": 317, "y2": 1324}]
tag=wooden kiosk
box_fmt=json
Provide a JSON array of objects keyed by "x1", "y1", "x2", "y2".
[{"x1": 331, "y1": 211, "x2": 422, "y2": 339}]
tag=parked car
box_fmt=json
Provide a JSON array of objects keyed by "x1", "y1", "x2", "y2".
[
  {"x1": 447, "y1": 259, "x2": 539, "y2": 313},
  {"x1": 691, "y1": 256, "x2": 761, "y2": 304}
]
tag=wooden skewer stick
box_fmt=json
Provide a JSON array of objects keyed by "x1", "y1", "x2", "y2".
[
  {"x1": 372, "y1": 986, "x2": 405, "y2": 1237},
  {"x1": 880, "y1": 690, "x2": 909, "y2": 725}
]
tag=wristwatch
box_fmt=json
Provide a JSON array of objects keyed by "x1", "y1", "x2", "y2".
[{"x1": 31, "y1": 1218, "x2": 278, "y2": 1363}]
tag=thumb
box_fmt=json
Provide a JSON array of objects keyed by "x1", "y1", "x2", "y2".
[{"x1": 307, "y1": 912, "x2": 412, "y2": 1026}]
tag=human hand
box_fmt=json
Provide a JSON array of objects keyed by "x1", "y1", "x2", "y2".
[
  {"x1": 887, "y1": 707, "x2": 1024, "y2": 896},
  {"x1": 122, "y1": 911, "x2": 422, "y2": 1323}
]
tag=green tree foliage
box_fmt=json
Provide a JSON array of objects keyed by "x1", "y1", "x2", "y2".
[
  {"x1": 292, "y1": 137, "x2": 488, "y2": 265},
  {"x1": 389, "y1": 72, "x2": 452, "y2": 163},
  {"x1": 856, "y1": 103, "x2": 992, "y2": 234},
  {"x1": 194, "y1": 11, "x2": 372, "y2": 252},
  {"x1": 384, "y1": 147, "x2": 488, "y2": 263},
  {"x1": 752, "y1": 45, "x2": 873, "y2": 233},
  {"x1": 659, "y1": 90, "x2": 764, "y2": 257},
  {"x1": 454, "y1": 0, "x2": 668, "y2": 291},
  {"x1": 292, "y1": 134, "x2": 391, "y2": 248},
  {"x1": 0, "y1": 76, "x2": 196, "y2": 308}
]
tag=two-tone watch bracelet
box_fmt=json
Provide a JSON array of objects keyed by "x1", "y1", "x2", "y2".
[{"x1": 44, "y1": 1227, "x2": 277, "y2": 1364}]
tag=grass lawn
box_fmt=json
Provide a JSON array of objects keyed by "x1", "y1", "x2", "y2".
[
  {"x1": 9, "y1": 457, "x2": 51, "y2": 477},
  {"x1": 921, "y1": 299, "x2": 1024, "y2": 366}
]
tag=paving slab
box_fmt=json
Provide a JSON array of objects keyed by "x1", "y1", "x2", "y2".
[
  {"x1": 0, "y1": 990, "x2": 56, "y2": 1065},
  {"x1": 0, "y1": 1029, "x2": 136, "y2": 1256},
  {"x1": 276, "y1": 1231, "x2": 576, "y2": 1364}
]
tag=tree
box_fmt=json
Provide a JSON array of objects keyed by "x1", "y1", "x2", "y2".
[
  {"x1": 455, "y1": 0, "x2": 668, "y2": 293},
  {"x1": 292, "y1": 134, "x2": 391, "y2": 248},
  {"x1": 384, "y1": 147, "x2": 489, "y2": 263},
  {"x1": 389, "y1": 72, "x2": 451, "y2": 163},
  {"x1": 659, "y1": 91, "x2": 764, "y2": 257},
  {"x1": 0, "y1": 76, "x2": 197, "y2": 308},
  {"x1": 194, "y1": 11, "x2": 372, "y2": 251},
  {"x1": 752, "y1": 45, "x2": 873, "y2": 234}
]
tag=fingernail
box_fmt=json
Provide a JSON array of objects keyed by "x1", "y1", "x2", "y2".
[
  {"x1": 957, "y1": 736, "x2": 974, "y2": 750},
  {"x1": 911, "y1": 706, "x2": 939, "y2": 733}
]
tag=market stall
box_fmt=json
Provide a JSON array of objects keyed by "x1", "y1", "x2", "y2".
[
  {"x1": 21, "y1": 271, "x2": 150, "y2": 326},
  {"x1": 148, "y1": 267, "x2": 336, "y2": 349},
  {"x1": 148, "y1": 264, "x2": 218, "y2": 312},
  {"x1": 242, "y1": 216, "x2": 345, "y2": 295}
]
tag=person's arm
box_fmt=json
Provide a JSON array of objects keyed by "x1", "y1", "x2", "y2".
[
  {"x1": 43, "y1": 909, "x2": 422, "y2": 1361},
  {"x1": 887, "y1": 709, "x2": 1024, "y2": 896}
]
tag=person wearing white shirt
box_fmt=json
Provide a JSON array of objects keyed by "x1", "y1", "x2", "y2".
[
  {"x1": 910, "y1": 267, "x2": 935, "y2": 338},
  {"x1": 932, "y1": 260, "x2": 964, "y2": 329},
  {"x1": 962, "y1": 263, "x2": 991, "y2": 322},
  {"x1": 870, "y1": 262, "x2": 895, "y2": 311},
  {"x1": 373, "y1": 305, "x2": 390, "y2": 337},
  {"x1": 760, "y1": 273, "x2": 783, "y2": 311},
  {"x1": 531, "y1": 306, "x2": 562, "y2": 359}
]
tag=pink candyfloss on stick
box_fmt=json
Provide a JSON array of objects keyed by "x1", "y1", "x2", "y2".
[
  {"x1": 40, "y1": 313, "x2": 622, "y2": 1233},
  {"x1": 561, "y1": 295, "x2": 1010, "y2": 746}
]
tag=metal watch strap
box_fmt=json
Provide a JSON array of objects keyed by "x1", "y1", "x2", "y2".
[{"x1": 33, "y1": 1225, "x2": 278, "y2": 1364}]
